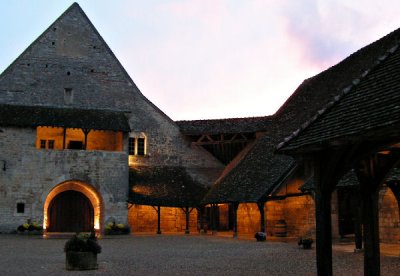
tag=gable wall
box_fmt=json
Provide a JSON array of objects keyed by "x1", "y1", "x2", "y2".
[{"x1": 0, "y1": 5, "x2": 223, "y2": 184}]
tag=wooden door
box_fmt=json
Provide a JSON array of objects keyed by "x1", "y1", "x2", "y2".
[{"x1": 48, "y1": 190, "x2": 94, "y2": 232}]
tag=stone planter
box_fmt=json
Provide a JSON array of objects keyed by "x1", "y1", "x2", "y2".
[
  {"x1": 301, "y1": 240, "x2": 313, "y2": 249},
  {"x1": 254, "y1": 232, "x2": 267, "y2": 242},
  {"x1": 66, "y1": 251, "x2": 98, "y2": 270}
]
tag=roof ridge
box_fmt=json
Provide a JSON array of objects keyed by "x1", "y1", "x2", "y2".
[
  {"x1": 277, "y1": 42, "x2": 400, "y2": 151},
  {"x1": 0, "y1": 103, "x2": 130, "y2": 113},
  {"x1": 176, "y1": 115, "x2": 273, "y2": 123}
]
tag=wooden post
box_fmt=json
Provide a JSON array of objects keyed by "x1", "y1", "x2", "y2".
[
  {"x1": 185, "y1": 207, "x2": 190, "y2": 234},
  {"x1": 352, "y1": 191, "x2": 363, "y2": 252},
  {"x1": 232, "y1": 202, "x2": 239, "y2": 238},
  {"x1": 197, "y1": 206, "x2": 205, "y2": 234},
  {"x1": 361, "y1": 187, "x2": 380, "y2": 276},
  {"x1": 314, "y1": 157, "x2": 334, "y2": 276},
  {"x1": 314, "y1": 187, "x2": 333, "y2": 276},
  {"x1": 157, "y1": 206, "x2": 162, "y2": 235},
  {"x1": 211, "y1": 204, "x2": 217, "y2": 235},
  {"x1": 257, "y1": 201, "x2": 266, "y2": 233},
  {"x1": 62, "y1": 127, "x2": 66, "y2": 149},
  {"x1": 82, "y1": 129, "x2": 90, "y2": 150}
]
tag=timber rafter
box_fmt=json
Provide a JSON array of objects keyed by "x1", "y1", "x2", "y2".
[{"x1": 192, "y1": 132, "x2": 255, "y2": 146}]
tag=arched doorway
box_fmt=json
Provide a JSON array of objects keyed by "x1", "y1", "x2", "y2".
[
  {"x1": 43, "y1": 181, "x2": 103, "y2": 233},
  {"x1": 48, "y1": 190, "x2": 94, "y2": 232}
]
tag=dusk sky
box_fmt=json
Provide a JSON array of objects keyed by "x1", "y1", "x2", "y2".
[{"x1": 1, "y1": 1, "x2": 400, "y2": 120}]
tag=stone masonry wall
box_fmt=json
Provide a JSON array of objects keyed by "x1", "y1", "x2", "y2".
[
  {"x1": 379, "y1": 186, "x2": 400, "y2": 243},
  {"x1": 0, "y1": 126, "x2": 128, "y2": 233},
  {"x1": 0, "y1": 5, "x2": 224, "y2": 186},
  {"x1": 128, "y1": 205, "x2": 198, "y2": 233},
  {"x1": 237, "y1": 203, "x2": 260, "y2": 234}
]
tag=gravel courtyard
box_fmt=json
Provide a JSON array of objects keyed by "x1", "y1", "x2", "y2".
[{"x1": 0, "y1": 234, "x2": 399, "y2": 275}]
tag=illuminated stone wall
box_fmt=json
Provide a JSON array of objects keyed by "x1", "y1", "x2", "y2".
[
  {"x1": 128, "y1": 205, "x2": 198, "y2": 233},
  {"x1": 237, "y1": 203, "x2": 260, "y2": 234},
  {"x1": 235, "y1": 178, "x2": 315, "y2": 237},
  {"x1": 0, "y1": 5, "x2": 224, "y2": 234},
  {"x1": 36, "y1": 127, "x2": 123, "y2": 151},
  {"x1": 0, "y1": 127, "x2": 128, "y2": 233},
  {"x1": 379, "y1": 186, "x2": 400, "y2": 243}
]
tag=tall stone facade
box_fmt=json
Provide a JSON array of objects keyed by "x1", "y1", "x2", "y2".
[{"x1": 0, "y1": 3, "x2": 223, "y2": 233}]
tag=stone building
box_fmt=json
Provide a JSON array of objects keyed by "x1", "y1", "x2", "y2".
[
  {"x1": 1, "y1": 2, "x2": 399, "y2": 248},
  {"x1": 194, "y1": 23, "x2": 400, "y2": 246},
  {"x1": 0, "y1": 3, "x2": 223, "y2": 234}
]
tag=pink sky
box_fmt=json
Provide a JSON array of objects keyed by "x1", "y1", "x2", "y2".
[{"x1": 1, "y1": 0, "x2": 400, "y2": 120}]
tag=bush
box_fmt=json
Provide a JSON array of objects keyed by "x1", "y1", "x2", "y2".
[
  {"x1": 17, "y1": 221, "x2": 43, "y2": 232},
  {"x1": 104, "y1": 222, "x2": 130, "y2": 235},
  {"x1": 64, "y1": 232, "x2": 101, "y2": 254}
]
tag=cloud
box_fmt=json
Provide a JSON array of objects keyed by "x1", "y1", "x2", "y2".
[{"x1": 3, "y1": 1, "x2": 400, "y2": 120}]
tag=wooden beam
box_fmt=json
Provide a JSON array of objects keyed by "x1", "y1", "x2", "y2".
[{"x1": 192, "y1": 139, "x2": 251, "y2": 146}]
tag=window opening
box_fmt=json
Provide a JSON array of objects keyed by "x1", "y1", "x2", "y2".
[
  {"x1": 17, "y1": 203, "x2": 25, "y2": 214},
  {"x1": 64, "y1": 88, "x2": 73, "y2": 105},
  {"x1": 40, "y1": 140, "x2": 46, "y2": 149},
  {"x1": 128, "y1": 138, "x2": 135, "y2": 155},
  {"x1": 137, "y1": 138, "x2": 145, "y2": 156}
]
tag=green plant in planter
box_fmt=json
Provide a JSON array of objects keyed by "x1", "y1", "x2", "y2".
[
  {"x1": 17, "y1": 221, "x2": 43, "y2": 234},
  {"x1": 104, "y1": 222, "x2": 130, "y2": 235},
  {"x1": 64, "y1": 232, "x2": 101, "y2": 270}
]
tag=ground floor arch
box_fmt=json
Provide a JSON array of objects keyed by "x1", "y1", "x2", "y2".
[{"x1": 44, "y1": 181, "x2": 103, "y2": 232}]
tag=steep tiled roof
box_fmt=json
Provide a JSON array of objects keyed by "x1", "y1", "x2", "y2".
[
  {"x1": 300, "y1": 170, "x2": 359, "y2": 192},
  {"x1": 204, "y1": 27, "x2": 400, "y2": 204},
  {"x1": 0, "y1": 104, "x2": 130, "y2": 131},
  {"x1": 277, "y1": 28, "x2": 400, "y2": 152},
  {"x1": 176, "y1": 116, "x2": 273, "y2": 135},
  {"x1": 274, "y1": 28, "x2": 400, "y2": 143},
  {"x1": 386, "y1": 167, "x2": 400, "y2": 183},
  {"x1": 202, "y1": 136, "x2": 295, "y2": 204},
  {"x1": 300, "y1": 167, "x2": 400, "y2": 192},
  {"x1": 128, "y1": 166, "x2": 208, "y2": 207}
]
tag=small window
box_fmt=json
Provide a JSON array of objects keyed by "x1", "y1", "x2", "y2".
[
  {"x1": 17, "y1": 203, "x2": 25, "y2": 214},
  {"x1": 64, "y1": 88, "x2": 73, "y2": 105},
  {"x1": 40, "y1": 140, "x2": 46, "y2": 149},
  {"x1": 137, "y1": 138, "x2": 145, "y2": 156},
  {"x1": 128, "y1": 137, "x2": 135, "y2": 155},
  {"x1": 48, "y1": 140, "x2": 55, "y2": 149}
]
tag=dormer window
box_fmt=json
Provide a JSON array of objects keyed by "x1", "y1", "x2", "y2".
[{"x1": 128, "y1": 133, "x2": 147, "y2": 156}]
